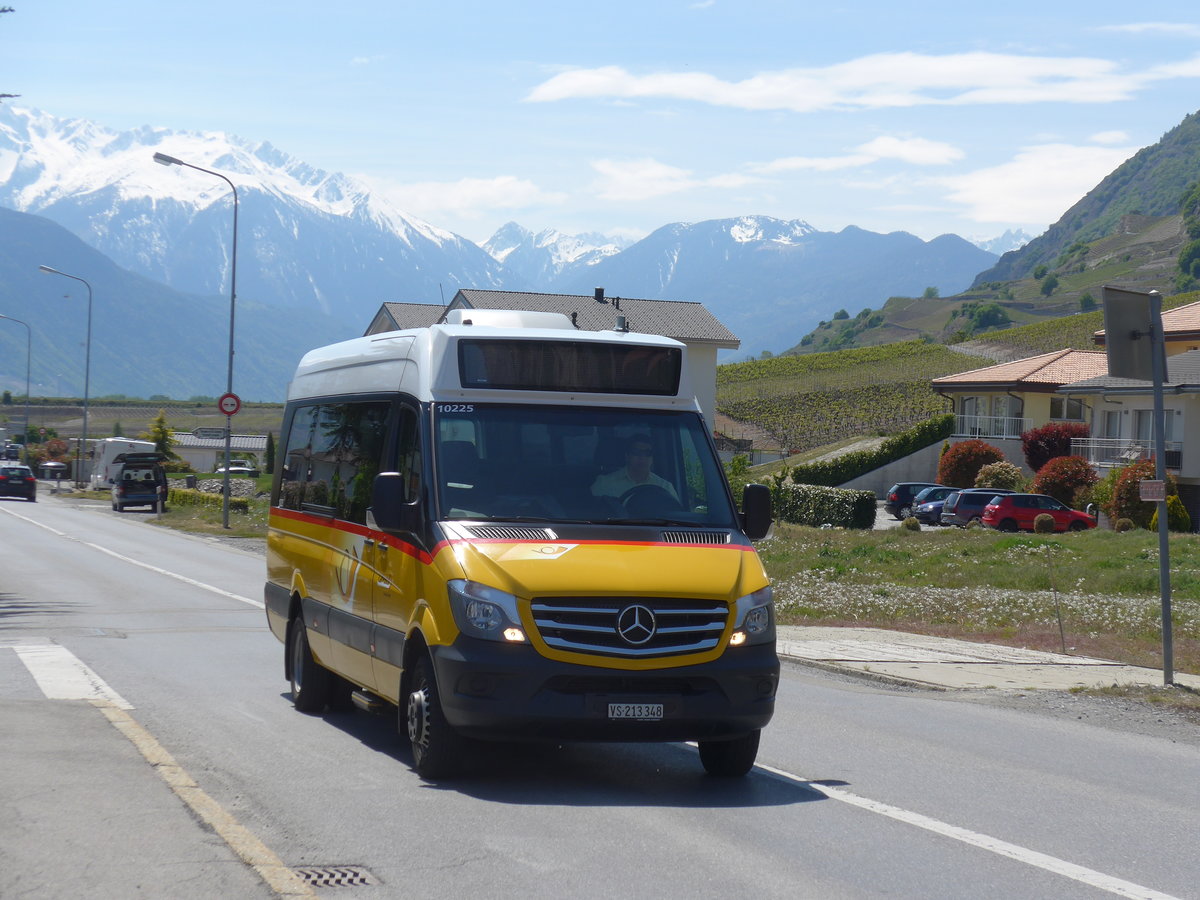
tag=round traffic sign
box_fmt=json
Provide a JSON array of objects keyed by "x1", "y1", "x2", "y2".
[{"x1": 218, "y1": 392, "x2": 241, "y2": 416}]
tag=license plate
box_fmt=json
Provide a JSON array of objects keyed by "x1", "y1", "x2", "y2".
[{"x1": 608, "y1": 703, "x2": 663, "y2": 720}]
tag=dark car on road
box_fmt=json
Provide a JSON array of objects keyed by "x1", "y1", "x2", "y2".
[
  {"x1": 111, "y1": 452, "x2": 168, "y2": 512},
  {"x1": 0, "y1": 464, "x2": 37, "y2": 501},
  {"x1": 982, "y1": 493, "x2": 1097, "y2": 532},
  {"x1": 885, "y1": 482, "x2": 942, "y2": 520},
  {"x1": 912, "y1": 485, "x2": 956, "y2": 525},
  {"x1": 940, "y1": 488, "x2": 1016, "y2": 527}
]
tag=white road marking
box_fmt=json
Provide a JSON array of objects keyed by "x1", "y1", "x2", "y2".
[
  {"x1": 759, "y1": 763, "x2": 1181, "y2": 900},
  {"x1": 13, "y1": 642, "x2": 133, "y2": 709},
  {"x1": 0, "y1": 505, "x2": 262, "y2": 609}
]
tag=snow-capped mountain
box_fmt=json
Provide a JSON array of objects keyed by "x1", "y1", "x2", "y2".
[
  {"x1": 554, "y1": 216, "x2": 996, "y2": 358},
  {"x1": 482, "y1": 222, "x2": 630, "y2": 287},
  {"x1": 0, "y1": 106, "x2": 503, "y2": 317},
  {"x1": 972, "y1": 229, "x2": 1034, "y2": 256}
]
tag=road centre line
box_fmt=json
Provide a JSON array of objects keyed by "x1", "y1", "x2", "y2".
[
  {"x1": 1, "y1": 505, "x2": 262, "y2": 609},
  {"x1": 758, "y1": 763, "x2": 1180, "y2": 900}
]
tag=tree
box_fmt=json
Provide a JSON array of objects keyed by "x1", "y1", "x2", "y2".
[
  {"x1": 1040, "y1": 274, "x2": 1059, "y2": 296},
  {"x1": 833, "y1": 309, "x2": 849, "y2": 320},
  {"x1": 265, "y1": 432, "x2": 276, "y2": 475},
  {"x1": 922, "y1": 286, "x2": 940, "y2": 299},
  {"x1": 139, "y1": 409, "x2": 178, "y2": 460},
  {"x1": 1079, "y1": 292, "x2": 1096, "y2": 312},
  {"x1": 974, "y1": 461, "x2": 1025, "y2": 492}
]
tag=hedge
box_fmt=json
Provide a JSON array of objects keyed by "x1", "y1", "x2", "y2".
[
  {"x1": 168, "y1": 487, "x2": 250, "y2": 513},
  {"x1": 771, "y1": 482, "x2": 877, "y2": 529},
  {"x1": 788, "y1": 414, "x2": 955, "y2": 487}
]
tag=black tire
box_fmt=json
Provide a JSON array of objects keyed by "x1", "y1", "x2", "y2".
[
  {"x1": 1069, "y1": 521, "x2": 1086, "y2": 532},
  {"x1": 698, "y1": 730, "x2": 760, "y2": 777},
  {"x1": 405, "y1": 653, "x2": 467, "y2": 779},
  {"x1": 999, "y1": 519, "x2": 1018, "y2": 533},
  {"x1": 288, "y1": 616, "x2": 330, "y2": 713}
]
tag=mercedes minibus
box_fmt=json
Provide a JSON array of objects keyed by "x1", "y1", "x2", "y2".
[{"x1": 265, "y1": 309, "x2": 777, "y2": 777}]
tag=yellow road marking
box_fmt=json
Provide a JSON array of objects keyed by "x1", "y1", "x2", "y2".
[{"x1": 93, "y1": 700, "x2": 315, "y2": 898}]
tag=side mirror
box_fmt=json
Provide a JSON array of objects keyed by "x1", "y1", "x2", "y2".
[
  {"x1": 370, "y1": 472, "x2": 422, "y2": 535},
  {"x1": 741, "y1": 483, "x2": 772, "y2": 540}
]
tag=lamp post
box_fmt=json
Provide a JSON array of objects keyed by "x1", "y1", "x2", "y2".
[
  {"x1": 37, "y1": 266, "x2": 92, "y2": 487},
  {"x1": 0, "y1": 313, "x2": 31, "y2": 456},
  {"x1": 153, "y1": 151, "x2": 239, "y2": 528}
]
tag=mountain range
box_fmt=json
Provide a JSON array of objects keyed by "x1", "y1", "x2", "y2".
[{"x1": 1, "y1": 104, "x2": 1004, "y2": 399}]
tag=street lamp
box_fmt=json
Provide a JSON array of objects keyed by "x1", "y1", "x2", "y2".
[
  {"x1": 0, "y1": 313, "x2": 31, "y2": 456},
  {"x1": 37, "y1": 266, "x2": 92, "y2": 487},
  {"x1": 154, "y1": 151, "x2": 239, "y2": 528}
]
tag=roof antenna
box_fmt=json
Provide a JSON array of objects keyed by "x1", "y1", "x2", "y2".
[{"x1": 435, "y1": 282, "x2": 450, "y2": 324}]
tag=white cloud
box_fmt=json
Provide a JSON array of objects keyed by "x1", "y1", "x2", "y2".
[
  {"x1": 382, "y1": 175, "x2": 565, "y2": 218},
  {"x1": 350, "y1": 55, "x2": 387, "y2": 66},
  {"x1": 525, "y1": 51, "x2": 1169, "y2": 112},
  {"x1": 589, "y1": 158, "x2": 754, "y2": 201},
  {"x1": 1089, "y1": 130, "x2": 1130, "y2": 145},
  {"x1": 935, "y1": 142, "x2": 1138, "y2": 225},
  {"x1": 1097, "y1": 22, "x2": 1200, "y2": 38},
  {"x1": 754, "y1": 135, "x2": 963, "y2": 173}
]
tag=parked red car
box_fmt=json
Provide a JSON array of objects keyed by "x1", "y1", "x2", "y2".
[{"x1": 981, "y1": 493, "x2": 1096, "y2": 533}]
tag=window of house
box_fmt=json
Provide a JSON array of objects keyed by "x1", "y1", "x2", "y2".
[{"x1": 1050, "y1": 397, "x2": 1085, "y2": 421}]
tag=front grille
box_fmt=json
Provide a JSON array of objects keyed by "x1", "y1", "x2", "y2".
[
  {"x1": 530, "y1": 595, "x2": 728, "y2": 657},
  {"x1": 660, "y1": 530, "x2": 730, "y2": 545}
]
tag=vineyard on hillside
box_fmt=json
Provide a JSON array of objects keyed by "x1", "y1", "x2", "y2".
[
  {"x1": 716, "y1": 292, "x2": 1200, "y2": 452},
  {"x1": 716, "y1": 341, "x2": 981, "y2": 451}
]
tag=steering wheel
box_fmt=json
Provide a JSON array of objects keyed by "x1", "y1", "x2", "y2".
[{"x1": 619, "y1": 483, "x2": 682, "y2": 516}]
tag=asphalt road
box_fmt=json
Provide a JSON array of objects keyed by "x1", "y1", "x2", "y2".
[{"x1": 1, "y1": 493, "x2": 1197, "y2": 899}]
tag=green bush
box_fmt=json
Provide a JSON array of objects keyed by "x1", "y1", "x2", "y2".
[
  {"x1": 1149, "y1": 494, "x2": 1192, "y2": 533},
  {"x1": 1105, "y1": 460, "x2": 1177, "y2": 530},
  {"x1": 788, "y1": 414, "x2": 954, "y2": 487},
  {"x1": 1033, "y1": 513, "x2": 1056, "y2": 534},
  {"x1": 937, "y1": 439, "x2": 1005, "y2": 488},
  {"x1": 974, "y1": 460, "x2": 1025, "y2": 491},
  {"x1": 1114, "y1": 517, "x2": 1135, "y2": 532},
  {"x1": 901, "y1": 516, "x2": 921, "y2": 532},
  {"x1": 168, "y1": 487, "x2": 250, "y2": 513},
  {"x1": 771, "y1": 482, "x2": 876, "y2": 529}
]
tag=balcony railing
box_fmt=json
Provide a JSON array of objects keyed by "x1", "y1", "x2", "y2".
[
  {"x1": 1071, "y1": 437, "x2": 1182, "y2": 470},
  {"x1": 953, "y1": 415, "x2": 1030, "y2": 440}
]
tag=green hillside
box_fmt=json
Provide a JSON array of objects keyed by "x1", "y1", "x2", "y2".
[{"x1": 716, "y1": 292, "x2": 1200, "y2": 452}]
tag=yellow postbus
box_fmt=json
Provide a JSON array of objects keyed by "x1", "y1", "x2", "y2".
[{"x1": 265, "y1": 309, "x2": 777, "y2": 777}]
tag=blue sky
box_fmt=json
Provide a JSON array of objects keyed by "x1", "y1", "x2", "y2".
[{"x1": 5, "y1": 1, "x2": 1200, "y2": 245}]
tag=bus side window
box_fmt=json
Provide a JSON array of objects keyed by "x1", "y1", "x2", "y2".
[{"x1": 396, "y1": 405, "x2": 422, "y2": 503}]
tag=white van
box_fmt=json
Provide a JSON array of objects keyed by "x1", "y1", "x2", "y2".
[{"x1": 265, "y1": 310, "x2": 777, "y2": 778}]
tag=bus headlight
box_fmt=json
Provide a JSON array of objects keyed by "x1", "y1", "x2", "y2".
[
  {"x1": 730, "y1": 586, "x2": 774, "y2": 647},
  {"x1": 448, "y1": 580, "x2": 526, "y2": 643}
]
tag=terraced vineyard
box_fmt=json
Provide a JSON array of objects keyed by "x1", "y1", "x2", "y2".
[
  {"x1": 717, "y1": 341, "x2": 982, "y2": 451},
  {"x1": 716, "y1": 292, "x2": 1200, "y2": 452}
]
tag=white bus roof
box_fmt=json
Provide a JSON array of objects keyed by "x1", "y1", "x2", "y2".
[{"x1": 287, "y1": 317, "x2": 698, "y2": 411}]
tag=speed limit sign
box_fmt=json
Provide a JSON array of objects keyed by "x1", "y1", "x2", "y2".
[{"x1": 218, "y1": 392, "x2": 241, "y2": 416}]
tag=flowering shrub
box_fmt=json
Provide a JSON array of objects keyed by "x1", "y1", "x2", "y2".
[
  {"x1": 1021, "y1": 422, "x2": 1090, "y2": 472},
  {"x1": 937, "y1": 439, "x2": 1005, "y2": 488},
  {"x1": 771, "y1": 482, "x2": 876, "y2": 528},
  {"x1": 974, "y1": 461, "x2": 1025, "y2": 491},
  {"x1": 1030, "y1": 455, "x2": 1098, "y2": 506}
]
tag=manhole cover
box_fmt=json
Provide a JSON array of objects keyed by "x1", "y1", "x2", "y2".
[{"x1": 293, "y1": 866, "x2": 379, "y2": 888}]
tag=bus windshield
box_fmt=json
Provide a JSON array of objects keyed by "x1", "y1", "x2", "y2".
[{"x1": 434, "y1": 404, "x2": 738, "y2": 528}]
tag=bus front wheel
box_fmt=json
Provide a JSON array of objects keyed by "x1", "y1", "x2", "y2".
[
  {"x1": 405, "y1": 654, "x2": 467, "y2": 779},
  {"x1": 698, "y1": 730, "x2": 760, "y2": 777}
]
